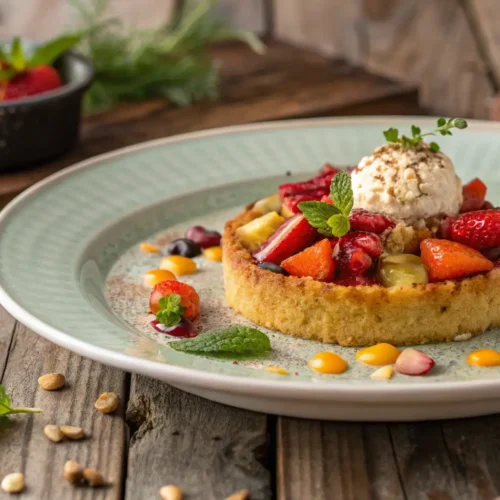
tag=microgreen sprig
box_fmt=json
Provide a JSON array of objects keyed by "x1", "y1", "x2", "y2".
[
  {"x1": 383, "y1": 117, "x2": 468, "y2": 152},
  {"x1": 298, "y1": 171, "x2": 353, "y2": 238},
  {"x1": 156, "y1": 294, "x2": 186, "y2": 327},
  {"x1": 0, "y1": 384, "x2": 42, "y2": 418}
]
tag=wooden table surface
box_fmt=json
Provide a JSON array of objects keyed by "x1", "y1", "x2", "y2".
[{"x1": 1, "y1": 41, "x2": 499, "y2": 500}]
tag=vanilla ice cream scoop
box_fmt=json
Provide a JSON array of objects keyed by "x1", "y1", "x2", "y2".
[{"x1": 351, "y1": 143, "x2": 463, "y2": 223}]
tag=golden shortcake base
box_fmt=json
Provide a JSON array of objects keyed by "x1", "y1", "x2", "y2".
[{"x1": 223, "y1": 209, "x2": 500, "y2": 347}]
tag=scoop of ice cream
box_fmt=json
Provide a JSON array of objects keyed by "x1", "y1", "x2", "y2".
[{"x1": 351, "y1": 143, "x2": 463, "y2": 223}]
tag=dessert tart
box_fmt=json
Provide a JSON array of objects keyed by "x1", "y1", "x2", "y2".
[{"x1": 223, "y1": 119, "x2": 500, "y2": 346}]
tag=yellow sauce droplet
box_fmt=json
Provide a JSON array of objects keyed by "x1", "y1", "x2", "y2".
[
  {"x1": 264, "y1": 366, "x2": 289, "y2": 375},
  {"x1": 140, "y1": 242, "x2": 160, "y2": 253},
  {"x1": 309, "y1": 352, "x2": 348, "y2": 374},
  {"x1": 143, "y1": 269, "x2": 177, "y2": 286},
  {"x1": 467, "y1": 349, "x2": 500, "y2": 367},
  {"x1": 356, "y1": 343, "x2": 401, "y2": 366}
]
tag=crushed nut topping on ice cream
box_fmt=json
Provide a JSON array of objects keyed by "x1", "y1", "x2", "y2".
[{"x1": 352, "y1": 143, "x2": 463, "y2": 223}]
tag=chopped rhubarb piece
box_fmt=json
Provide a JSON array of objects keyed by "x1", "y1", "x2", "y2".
[
  {"x1": 349, "y1": 209, "x2": 395, "y2": 234},
  {"x1": 281, "y1": 239, "x2": 335, "y2": 281},
  {"x1": 394, "y1": 348, "x2": 435, "y2": 376},
  {"x1": 253, "y1": 214, "x2": 317, "y2": 265},
  {"x1": 451, "y1": 210, "x2": 500, "y2": 250},
  {"x1": 460, "y1": 178, "x2": 487, "y2": 212},
  {"x1": 420, "y1": 238, "x2": 494, "y2": 282}
]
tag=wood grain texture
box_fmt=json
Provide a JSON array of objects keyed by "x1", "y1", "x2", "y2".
[
  {"x1": 0, "y1": 322, "x2": 128, "y2": 500},
  {"x1": 0, "y1": 41, "x2": 413, "y2": 202},
  {"x1": 0, "y1": 307, "x2": 16, "y2": 377},
  {"x1": 277, "y1": 418, "x2": 405, "y2": 500},
  {"x1": 213, "y1": 0, "x2": 267, "y2": 33},
  {"x1": 126, "y1": 375, "x2": 271, "y2": 500}
]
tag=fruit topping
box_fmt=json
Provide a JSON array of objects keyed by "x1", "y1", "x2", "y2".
[
  {"x1": 140, "y1": 242, "x2": 160, "y2": 253},
  {"x1": 160, "y1": 255, "x2": 197, "y2": 276},
  {"x1": 482, "y1": 247, "x2": 500, "y2": 262},
  {"x1": 467, "y1": 349, "x2": 500, "y2": 367},
  {"x1": 253, "y1": 214, "x2": 317, "y2": 265},
  {"x1": 420, "y1": 239, "x2": 494, "y2": 282},
  {"x1": 150, "y1": 280, "x2": 200, "y2": 320},
  {"x1": 349, "y1": 209, "x2": 396, "y2": 234},
  {"x1": 309, "y1": 352, "x2": 348, "y2": 374},
  {"x1": 460, "y1": 178, "x2": 487, "y2": 213},
  {"x1": 356, "y1": 343, "x2": 401, "y2": 365},
  {"x1": 281, "y1": 239, "x2": 335, "y2": 281},
  {"x1": 144, "y1": 269, "x2": 177, "y2": 286},
  {"x1": 394, "y1": 348, "x2": 435, "y2": 376},
  {"x1": 282, "y1": 193, "x2": 324, "y2": 215},
  {"x1": 203, "y1": 246, "x2": 223, "y2": 262},
  {"x1": 151, "y1": 318, "x2": 198, "y2": 338},
  {"x1": 370, "y1": 365, "x2": 394, "y2": 381},
  {"x1": 450, "y1": 210, "x2": 500, "y2": 250},
  {"x1": 185, "y1": 226, "x2": 222, "y2": 249},
  {"x1": 253, "y1": 193, "x2": 282, "y2": 215},
  {"x1": 320, "y1": 163, "x2": 341, "y2": 176},
  {"x1": 166, "y1": 238, "x2": 202, "y2": 258},
  {"x1": 334, "y1": 275, "x2": 379, "y2": 286},
  {"x1": 333, "y1": 232, "x2": 382, "y2": 276},
  {"x1": 378, "y1": 254, "x2": 429, "y2": 288},
  {"x1": 236, "y1": 212, "x2": 285, "y2": 251},
  {"x1": 438, "y1": 216, "x2": 458, "y2": 240},
  {"x1": 257, "y1": 262, "x2": 289, "y2": 276},
  {"x1": 279, "y1": 171, "x2": 336, "y2": 198}
]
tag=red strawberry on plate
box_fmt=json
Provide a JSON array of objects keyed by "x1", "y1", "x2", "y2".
[
  {"x1": 281, "y1": 239, "x2": 335, "y2": 281},
  {"x1": 349, "y1": 209, "x2": 395, "y2": 234},
  {"x1": 451, "y1": 210, "x2": 500, "y2": 250},
  {"x1": 460, "y1": 178, "x2": 487, "y2": 213},
  {"x1": 253, "y1": 214, "x2": 317, "y2": 264},
  {"x1": 3, "y1": 65, "x2": 61, "y2": 100}
]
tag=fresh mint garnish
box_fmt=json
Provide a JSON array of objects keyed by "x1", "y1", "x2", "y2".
[
  {"x1": 0, "y1": 384, "x2": 42, "y2": 418},
  {"x1": 383, "y1": 117, "x2": 468, "y2": 151},
  {"x1": 169, "y1": 326, "x2": 271, "y2": 356},
  {"x1": 156, "y1": 294, "x2": 186, "y2": 327},
  {"x1": 298, "y1": 171, "x2": 353, "y2": 238}
]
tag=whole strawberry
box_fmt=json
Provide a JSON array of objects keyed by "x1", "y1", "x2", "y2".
[
  {"x1": 451, "y1": 210, "x2": 500, "y2": 250},
  {"x1": 0, "y1": 35, "x2": 80, "y2": 102}
]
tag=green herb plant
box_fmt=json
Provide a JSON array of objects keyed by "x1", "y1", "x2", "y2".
[
  {"x1": 170, "y1": 325, "x2": 271, "y2": 356},
  {"x1": 383, "y1": 117, "x2": 468, "y2": 153},
  {"x1": 70, "y1": 0, "x2": 265, "y2": 114},
  {"x1": 298, "y1": 171, "x2": 353, "y2": 238},
  {"x1": 0, "y1": 384, "x2": 42, "y2": 419},
  {"x1": 156, "y1": 294, "x2": 186, "y2": 327}
]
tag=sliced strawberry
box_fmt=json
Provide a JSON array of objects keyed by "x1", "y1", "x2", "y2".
[
  {"x1": 279, "y1": 177, "x2": 331, "y2": 198},
  {"x1": 451, "y1": 210, "x2": 500, "y2": 250},
  {"x1": 281, "y1": 239, "x2": 335, "y2": 281},
  {"x1": 349, "y1": 209, "x2": 396, "y2": 234},
  {"x1": 320, "y1": 163, "x2": 341, "y2": 176},
  {"x1": 334, "y1": 275, "x2": 379, "y2": 286},
  {"x1": 149, "y1": 280, "x2": 200, "y2": 320},
  {"x1": 253, "y1": 214, "x2": 317, "y2": 264},
  {"x1": 394, "y1": 348, "x2": 435, "y2": 376},
  {"x1": 420, "y1": 238, "x2": 494, "y2": 282},
  {"x1": 282, "y1": 193, "x2": 324, "y2": 214},
  {"x1": 460, "y1": 178, "x2": 487, "y2": 213},
  {"x1": 438, "y1": 216, "x2": 458, "y2": 240}
]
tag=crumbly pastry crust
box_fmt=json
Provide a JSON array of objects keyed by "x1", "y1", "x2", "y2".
[{"x1": 223, "y1": 209, "x2": 500, "y2": 347}]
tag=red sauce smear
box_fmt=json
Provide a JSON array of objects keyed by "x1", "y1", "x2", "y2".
[{"x1": 151, "y1": 319, "x2": 198, "y2": 338}]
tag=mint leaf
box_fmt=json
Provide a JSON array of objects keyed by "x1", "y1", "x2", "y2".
[
  {"x1": 383, "y1": 128, "x2": 399, "y2": 142},
  {"x1": 327, "y1": 214, "x2": 350, "y2": 237},
  {"x1": 298, "y1": 201, "x2": 340, "y2": 236},
  {"x1": 0, "y1": 384, "x2": 42, "y2": 417},
  {"x1": 330, "y1": 171, "x2": 353, "y2": 217},
  {"x1": 10, "y1": 37, "x2": 27, "y2": 72},
  {"x1": 30, "y1": 33, "x2": 82, "y2": 67},
  {"x1": 170, "y1": 326, "x2": 271, "y2": 355},
  {"x1": 156, "y1": 294, "x2": 186, "y2": 327}
]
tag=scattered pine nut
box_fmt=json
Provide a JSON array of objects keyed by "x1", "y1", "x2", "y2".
[
  {"x1": 370, "y1": 365, "x2": 394, "y2": 381},
  {"x1": 95, "y1": 392, "x2": 119, "y2": 414},
  {"x1": 60, "y1": 425, "x2": 85, "y2": 440},
  {"x1": 38, "y1": 373, "x2": 65, "y2": 391},
  {"x1": 64, "y1": 461, "x2": 83, "y2": 484},
  {"x1": 82, "y1": 468, "x2": 105, "y2": 487},
  {"x1": 140, "y1": 242, "x2": 160, "y2": 253},
  {"x1": 1, "y1": 473, "x2": 25, "y2": 493},
  {"x1": 225, "y1": 490, "x2": 250, "y2": 500},
  {"x1": 159, "y1": 484, "x2": 183, "y2": 500},
  {"x1": 264, "y1": 366, "x2": 289, "y2": 375},
  {"x1": 44, "y1": 424, "x2": 64, "y2": 443}
]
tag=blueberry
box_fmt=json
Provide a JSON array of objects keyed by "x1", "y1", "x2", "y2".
[
  {"x1": 257, "y1": 262, "x2": 289, "y2": 276},
  {"x1": 167, "y1": 238, "x2": 202, "y2": 258}
]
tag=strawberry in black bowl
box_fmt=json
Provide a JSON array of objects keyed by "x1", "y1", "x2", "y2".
[{"x1": 0, "y1": 35, "x2": 93, "y2": 171}]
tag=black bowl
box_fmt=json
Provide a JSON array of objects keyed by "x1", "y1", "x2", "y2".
[{"x1": 0, "y1": 50, "x2": 94, "y2": 172}]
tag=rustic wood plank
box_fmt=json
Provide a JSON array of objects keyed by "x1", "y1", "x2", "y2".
[
  {"x1": 0, "y1": 307, "x2": 16, "y2": 378},
  {"x1": 214, "y1": 0, "x2": 266, "y2": 33},
  {"x1": 389, "y1": 420, "x2": 500, "y2": 499},
  {"x1": 126, "y1": 375, "x2": 271, "y2": 500},
  {"x1": 0, "y1": 322, "x2": 128, "y2": 500},
  {"x1": 277, "y1": 418, "x2": 405, "y2": 500}
]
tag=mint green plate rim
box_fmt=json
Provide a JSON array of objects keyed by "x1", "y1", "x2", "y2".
[{"x1": 1, "y1": 116, "x2": 500, "y2": 404}]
